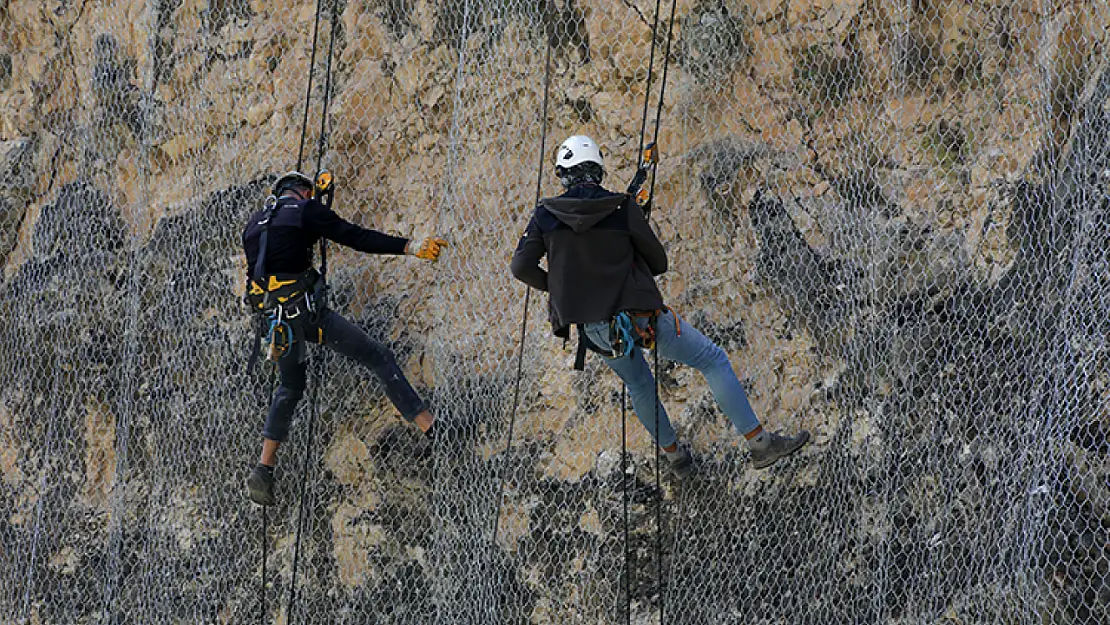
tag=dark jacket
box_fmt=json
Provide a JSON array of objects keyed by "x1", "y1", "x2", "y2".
[
  {"x1": 510, "y1": 183, "x2": 667, "y2": 335},
  {"x1": 243, "y1": 196, "x2": 409, "y2": 277}
]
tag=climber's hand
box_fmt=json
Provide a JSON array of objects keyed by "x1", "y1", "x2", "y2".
[{"x1": 407, "y1": 237, "x2": 449, "y2": 262}]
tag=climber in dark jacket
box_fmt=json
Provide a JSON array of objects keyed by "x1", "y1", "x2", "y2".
[
  {"x1": 243, "y1": 171, "x2": 447, "y2": 506},
  {"x1": 511, "y1": 135, "x2": 809, "y2": 477}
]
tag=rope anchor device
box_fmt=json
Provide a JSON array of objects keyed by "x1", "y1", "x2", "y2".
[{"x1": 627, "y1": 141, "x2": 659, "y2": 210}]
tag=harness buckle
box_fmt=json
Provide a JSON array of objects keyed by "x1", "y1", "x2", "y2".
[{"x1": 257, "y1": 195, "x2": 278, "y2": 226}]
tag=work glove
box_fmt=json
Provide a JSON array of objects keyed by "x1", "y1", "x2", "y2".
[{"x1": 406, "y1": 237, "x2": 448, "y2": 262}]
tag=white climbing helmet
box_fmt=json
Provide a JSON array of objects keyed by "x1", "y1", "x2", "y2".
[{"x1": 554, "y1": 135, "x2": 603, "y2": 170}]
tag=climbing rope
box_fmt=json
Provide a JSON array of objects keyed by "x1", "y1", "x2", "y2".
[
  {"x1": 636, "y1": 0, "x2": 666, "y2": 159},
  {"x1": 631, "y1": 0, "x2": 679, "y2": 622},
  {"x1": 259, "y1": 495, "x2": 269, "y2": 625},
  {"x1": 652, "y1": 7, "x2": 678, "y2": 622},
  {"x1": 255, "y1": 0, "x2": 340, "y2": 622},
  {"x1": 492, "y1": 2, "x2": 556, "y2": 551},
  {"x1": 653, "y1": 331, "x2": 664, "y2": 622},
  {"x1": 621, "y1": 387, "x2": 632, "y2": 625},
  {"x1": 295, "y1": 0, "x2": 327, "y2": 172},
  {"x1": 645, "y1": 0, "x2": 678, "y2": 208},
  {"x1": 286, "y1": 0, "x2": 342, "y2": 622}
]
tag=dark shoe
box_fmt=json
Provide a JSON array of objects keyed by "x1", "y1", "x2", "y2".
[
  {"x1": 664, "y1": 446, "x2": 695, "y2": 479},
  {"x1": 247, "y1": 464, "x2": 276, "y2": 506},
  {"x1": 750, "y1": 430, "x2": 810, "y2": 469}
]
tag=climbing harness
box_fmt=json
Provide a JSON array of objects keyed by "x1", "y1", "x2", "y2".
[
  {"x1": 610, "y1": 309, "x2": 674, "y2": 356},
  {"x1": 244, "y1": 262, "x2": 324, "y2": 368},
  {"x1": 572, "y1": 307, "x2": 683, "y2": 371}
]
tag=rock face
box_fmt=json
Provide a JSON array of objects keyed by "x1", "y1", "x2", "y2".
[{"x1": 1, "y1": 0, "x2": 1110, "y2": 623}]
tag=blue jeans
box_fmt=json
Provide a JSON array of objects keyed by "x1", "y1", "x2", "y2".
[
  {"x1": 583, "y1": 310, "x2": 761, "y2": 448},
  {"x1": 262, "y1": 310, "x2": 426, "y2": 441}
]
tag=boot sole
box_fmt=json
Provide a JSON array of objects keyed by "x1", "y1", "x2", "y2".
[{"x1": 751, "y1": 430, "x2": 811, "y2": 470}]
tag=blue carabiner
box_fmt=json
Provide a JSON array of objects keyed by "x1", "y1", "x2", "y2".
[{"x1": 613, "y1": 312, "x2": 635, "y2": 358}]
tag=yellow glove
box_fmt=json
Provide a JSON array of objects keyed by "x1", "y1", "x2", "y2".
[{"x1": 407, "y1": 237, "x2": 448, "y2": 261}]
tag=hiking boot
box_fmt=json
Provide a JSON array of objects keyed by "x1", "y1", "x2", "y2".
[
  {"x1": 247, "y1": 464, "x2": 276, "y2": 506},
  {"x1": 750, "y1": 430, "x2": 810, "y2": 470},
  {"x1": 664, "y1": 446, "x2": 695, "y2": 479}
]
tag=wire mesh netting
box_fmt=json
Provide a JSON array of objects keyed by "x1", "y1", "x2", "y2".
[{"x1": 3, "y1": 0, "x2": 1110, "y2": 623}]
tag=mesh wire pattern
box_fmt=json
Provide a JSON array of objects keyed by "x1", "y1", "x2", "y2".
[{"x1": 2, "y1": 0, "x2": 1110, "y2": 623}]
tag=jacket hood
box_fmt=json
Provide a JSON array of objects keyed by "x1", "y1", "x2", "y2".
[{"x1": 541, "y1": 190, "x2": 627, "y2": 233}]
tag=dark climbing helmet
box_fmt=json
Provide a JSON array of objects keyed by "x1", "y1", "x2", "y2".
[{"x1": 272, "y1": 171, "x2": 314, "y2": 197}]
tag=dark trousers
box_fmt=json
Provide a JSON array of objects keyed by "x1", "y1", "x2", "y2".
[{"x1": 262, "y1": 310, "x2": 426, "y2": 442}]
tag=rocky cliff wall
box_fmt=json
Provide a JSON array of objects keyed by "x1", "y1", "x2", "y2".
[{"x1": 2, "y1": 0, "x2": 1110, "y2": 623}]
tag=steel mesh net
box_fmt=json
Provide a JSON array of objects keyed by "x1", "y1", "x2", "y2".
[{"x1": 3, "y1": 0, "x2": 1110, "y2": 623}]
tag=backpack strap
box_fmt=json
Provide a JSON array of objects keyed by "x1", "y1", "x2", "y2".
[
  {"x1": 574, "y1": 329, "x2": 590, "y2": 371},
  {"x1": 252, "y1": 195, "x2": 279, "y2": 280}
]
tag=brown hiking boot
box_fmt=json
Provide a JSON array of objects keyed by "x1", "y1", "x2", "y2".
[{"x1": 750, "y1": 430, "x2": 810, "y2": 469}]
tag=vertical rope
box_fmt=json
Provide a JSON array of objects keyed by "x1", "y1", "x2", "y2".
[
  {"x1": 285, "y1": 0, "x2": 341, "y2": 622},
  {"x1": 621, "y1": 387, "x2": 632, "y2": 625},
  {"x1": 630, "y1": 1, "x2": 678, "y2": 621},
  {"x1": 491, "y1": 3, "x2": 555, "y2": 549},
  {"x1": 254, "y1": 0, "x2": 327, "y2": 605},
  {"x1": 286, "y1": 372, "x2": 321, "y2": 625},
  {"x1": 629, "y1": 4, "x2": 664, "y2": 621},
  {"x1": 429, "y1": 0, "x2": 475, "y2": 618},
  {"x1": 314, "y1": 0, "x2": 340, "y2": 176},
  {"x1": 259, "y1": 507, "x2": 268, "y2": 625},
  {"x1": 653, "y1": 322, "x2": 663, "y2": 624},
  {"x1": 636, "y1": 0, "x2": 666, "y2": 158},
  {"x1": 296, "y1": 0, "x2": 327, "y2": 171},
  {"x1": 102, "y1": 3, "x2": 167, "y2": 617},
  {"x1": 257, "y1": 366, "x2": 277, "y2": 625},
  {"x1": 645, "y1": 0, "x2": 679, "y2": 204}
]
